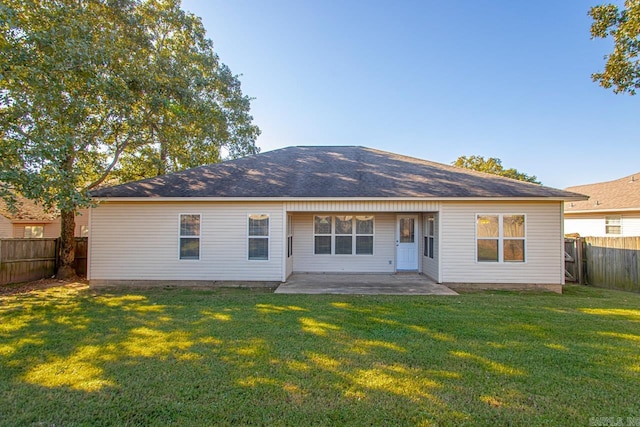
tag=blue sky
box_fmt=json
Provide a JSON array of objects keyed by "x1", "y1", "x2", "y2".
[{"x1": 181, "y1": 0, "x2": 638, "y2": 189}]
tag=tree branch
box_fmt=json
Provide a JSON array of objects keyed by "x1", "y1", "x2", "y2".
[{"x1": 85, "y1": 135, "x2": 130, "y2": 190}]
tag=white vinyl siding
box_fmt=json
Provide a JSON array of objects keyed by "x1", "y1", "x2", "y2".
[
  {"x1": 440, "y1": 201, "x2": 563, "y2": 284},
  {"x1": 89, "y1": 202, "x2": 284, "y2": 281},
  {"x1": 292, "y1": 213, "x2": 396, "y2": 273},
  {"x1": 565, "y1": 213, "x2": 640, "y2": 237},
  {"x1": 285, "y1": 200, "x2": 440, "y2": 212}
]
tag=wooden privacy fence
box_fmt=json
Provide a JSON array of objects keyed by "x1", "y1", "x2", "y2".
[
  {"x1": 0, "y1": 238, "x2": 88, "y2": 286},
  {"x1": 565, "y1": 237, "x2": 640, "y2": 292},
  {"x1": 583, "y1": 237, "x2": 640, "y2": 293}
]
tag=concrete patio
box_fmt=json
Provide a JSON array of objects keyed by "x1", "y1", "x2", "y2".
[{"x1": 275, "y1": 273, "x2": 458, "y2": 295}]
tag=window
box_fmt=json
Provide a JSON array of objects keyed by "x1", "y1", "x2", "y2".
[
  {"x1": 179, "y1": 214, "x2": 200, "y2": 260},
  {"x1": 399, "y1": 218, "x2": 415, "y2": 243},
  {"x1": 24, "y1": 225, "x2": 44, "y2": 238},
  {"x1": 355, "y1": 216, "x2": 374, "y2": 255},
  {"x1": 287, "y1": 215, "x2": 293, "y2": 258},
  {"x1": 248, "y1": 214, "x2": 269, "y2": 260},
  {"x1": 335, "y1": 216, "x2": 353, "y2": 254},
  {"x1": 313, "y1": 215, "x2": 374, "y2": 255},
  {"x1": 476, "y1": 214, "x2": 525, "y2": 263},
  {"x1": 80, "y1": 225, "x2": 89, "y2": 237},
  {"x1": 424, "y1": 215, "x2": 435, "y2": 259},
  {"x1": 314, "y1": 215, "x2": 332, "y2": 254},
  {"x1": 605, "y1": 216, "x2": 621, "y2": 235}
]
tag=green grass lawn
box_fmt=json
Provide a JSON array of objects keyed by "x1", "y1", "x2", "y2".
[{"x1": 1, "y1": 283, "x2": 639, "y2": 426}]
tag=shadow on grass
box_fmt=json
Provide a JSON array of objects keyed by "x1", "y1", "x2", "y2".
[{"x1": 1, "y1": 284, "x2": 639, "y2": 426}]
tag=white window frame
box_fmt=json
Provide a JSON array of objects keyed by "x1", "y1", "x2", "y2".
[
  {"x1": 355, "y1": 215, "x2": 374, "y2": 255},
  {"x1": 313, "y1": 215, "x2": 375, "y2": 256},
  {"x1": 287, "y1": 215, "x2": 293, "y2": 258},
  {"x1": 313, "y1": 215, "x2": 333, "y2": 255},
  {"x1": 178, "y1": 213, "x2": 201, "y2": 261},
  {"x1": 248, "y1": 214, "x2": 270, "y2": 261},
  {"x1": 475, "y1": 213, "x2": 526, "y2": 263},
  {"x1": 424, "y1": 215, "x2": 435, "y2": 259},
  {"x1": 605, "y1": 215, "x2": 622, "y2": 235},
  {"x1": 24, "y1": 225, "x2": 44, "y2": 238}
]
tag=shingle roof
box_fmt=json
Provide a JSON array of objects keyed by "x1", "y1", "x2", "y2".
[
  {"x1": 0, "y1": 196, "x2": 57, "y2": 221},
  {"x1": 91, "y1": 146, "x2": 586, "y2": 200},
  {"x1": 565, "y1": 172, "x2": 640, "y2": 212}
]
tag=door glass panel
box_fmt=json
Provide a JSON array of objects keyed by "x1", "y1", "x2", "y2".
[{"x1": 399, "y1": 218, "x2": 415, "y2": 243}]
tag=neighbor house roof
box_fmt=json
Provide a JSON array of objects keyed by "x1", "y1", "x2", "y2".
[
  {"x1": 0, "y1": 196, "x2": 57, "y2": 222},
  {"x1": 565, "y1": 172, "x2": 640, "y2": 213},
  {"x1": 91, "y1": 146, "x2": 586, "y2": 200}
]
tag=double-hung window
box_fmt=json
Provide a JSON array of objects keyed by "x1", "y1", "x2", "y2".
[
  {"x1": 314, "y1": 215, "x2": 332, "y2": 254},
  {"x1": 179, "y1": 214, "x2": 200, "y2": 260},
  {"x1": 287, "y1": 215, "x2": 293, "y2": 258},
  {"x1": 335, "y1": 216, "x2": 353, "y2": 254},
  {"x1": 248, "y1": 214, "x2": 269, "y2": 260},
  {"x1": 314, "y1": 215, "x2": 374, "y2": 255},
  {"x1": 355, "y1": 216, "x2": 374, "y2": 255},
  {"x1": 424, "y1": 215, "x2": 435, "y2": 259},
  {"x1": 476, "y1": 214, "x2": 525, "y2": 262},
  {"x1": 605, "y1": 216, "x2": 621, "y2": 235}
]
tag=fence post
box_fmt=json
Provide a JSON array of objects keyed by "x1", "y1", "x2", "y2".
[{"x1": 54, "y1": 237, "x2": 59, "y2": 274}]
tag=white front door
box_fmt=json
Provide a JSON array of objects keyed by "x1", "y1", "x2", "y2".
[{"x1": 396, "y1": 215, "x2": 418, "y2": 270}]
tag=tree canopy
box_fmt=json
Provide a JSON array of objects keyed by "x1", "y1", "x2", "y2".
[
  {"x1": 0, "y1": 0, "x2": 260, "y2": 277},
  {"x1": 589, "y1": 1, "x2": 640, "y2": 95},
  {"x1": 452, "y1": 155, "x2": 541, "y2": 184}
]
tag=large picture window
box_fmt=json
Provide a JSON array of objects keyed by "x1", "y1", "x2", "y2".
[
  {"x1": 248, "y1": 214, "x2": 269, "y2": 260},
  {"x1": 476, "y1": 214, "x2": 525, "y2": 263},
  {"x1": 179, "y1": 214, "x2": 200, "y2": 260},
  {"x1": 314, "y1": 215, "x2": 374, "y2": 255}
]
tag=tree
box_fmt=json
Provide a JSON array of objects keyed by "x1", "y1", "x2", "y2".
[
  {"x1": 452, "y1": 155, "x2": 541, "y2": 184},
  {"x1": 0, "y1": 0, "x2": 260, "y2": 278},
  {"x1": 589, "y1": 1, "x2": 640, "y2": 95}
]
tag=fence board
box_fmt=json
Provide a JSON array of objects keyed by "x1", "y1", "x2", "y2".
[
  {"x1": 0, "y1": 238, "x2": 88, "y2": 286},
  {"x1": 564, "y1": 238, "x2": 579, "y2": 282},
  {"x1": 584, "y1": 237, "x2": 640, "y2": 293}
]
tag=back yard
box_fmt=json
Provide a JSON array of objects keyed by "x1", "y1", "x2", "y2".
[{"x1": 1, "y1": 283, "x2": 638, "y2": 426}]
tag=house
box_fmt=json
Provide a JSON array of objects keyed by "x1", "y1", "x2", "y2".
[
  {"x1": 564, "y1": 172, "x2": 640, "y2": 237},
  {"x1": 88, "y1": 146, "x2": 586, "y2": 292},
  {"x1": 0, "y1": 197, "x2": 90, "y2": 239}
]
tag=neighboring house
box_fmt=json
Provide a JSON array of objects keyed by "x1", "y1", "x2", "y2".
[
  {"x1": 564, "y1": 172, "x2": 640, "y2": 237},
  {"x1": 0, "y1": 197, "x2": 90, "y2": 238},
  {"x1": 88, "y1": 146, "x2": 586, "y2": 291}
]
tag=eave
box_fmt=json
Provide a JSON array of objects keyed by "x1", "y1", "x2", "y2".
[{"x1": 91, "y1": 196, "x2": 580, "y2": 203}]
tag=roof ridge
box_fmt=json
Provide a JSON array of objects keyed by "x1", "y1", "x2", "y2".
[{"x1": 566, "y1": 171, "x2": 640, "y2": 190}]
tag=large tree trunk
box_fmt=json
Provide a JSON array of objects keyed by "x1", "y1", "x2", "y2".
[{"x1": 56, "y1": 209, "x2": 76, "y2": 279}]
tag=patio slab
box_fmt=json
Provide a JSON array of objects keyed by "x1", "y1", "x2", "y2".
[{"x1": 275, "y1": 273, "x2": 458, "y2": 295}]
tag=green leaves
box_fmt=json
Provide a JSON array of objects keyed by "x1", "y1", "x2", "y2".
[
  {"x1": 452, "y1": 155, "x2": 541, "y2": 184},
  {"x1": 1, "y1": 0, "x2": 260, "y2": 274},
  {"x1": 589, "y1": 1, "x2": 640, "y2": 95}
]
